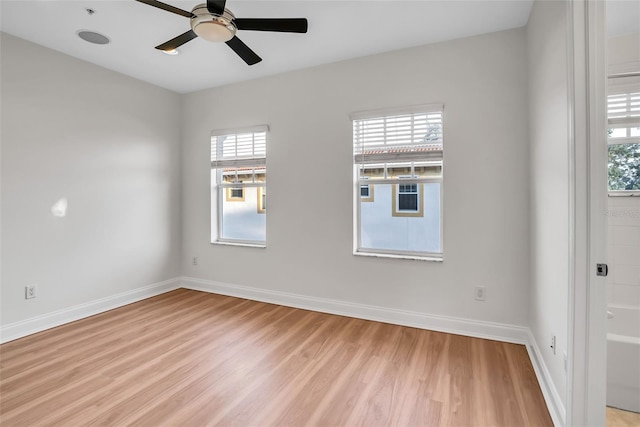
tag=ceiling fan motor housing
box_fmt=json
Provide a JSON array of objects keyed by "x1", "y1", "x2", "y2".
[{"x1": 190, "y1": 4, "x2": 237, "y2": 42}]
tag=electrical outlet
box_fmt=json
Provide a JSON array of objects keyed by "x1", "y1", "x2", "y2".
[
  {"x1": 474, "y1": 286, "x2": 486, "y2": 301},
  {"x1": 550, "y1": 335, "x2": 556, "y2": 355},
  {"x1": 25, "y1": 284, "x2": 37, "y2": 299},
  {"x1": 192, "y1": 256, "x2": 198, "y2": 266}
]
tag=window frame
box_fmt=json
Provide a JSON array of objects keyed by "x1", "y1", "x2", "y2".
[
  {"x1": 211, "y1": 125, "x2": 268, "y2": 247},
  {"x1": 607, "y1": 82, "x2": 640, "y2": 197},
  {"x1": 351, "y1": 104, "x2": 444, "y2": 261}
]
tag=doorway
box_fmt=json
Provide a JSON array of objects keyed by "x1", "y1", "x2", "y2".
[{"x1": 604, "y1": 1, "x2": 640, "y2": 425}]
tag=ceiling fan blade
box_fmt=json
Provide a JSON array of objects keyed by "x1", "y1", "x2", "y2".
[
  {"x1": 155, "y1": 30, "x2": 198, "y2": 51},
  {"x1": 135, "y1": 0, "x2": 193, "y2": 18},
  {"x1": 234, "y1": 18, "x2": 308, "y2": 33},
  {"x1": 225, "y1": 36, "x2": 262, "y2": 66},
  {"x1": 206, "y1": 0, "x2": 227, "y2": 15}
]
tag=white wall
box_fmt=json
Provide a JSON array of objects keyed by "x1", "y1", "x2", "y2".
[
  {"x1": 182, "y1": 28, "x2": 530, "y2": 326},
  {"x1": 526, "y1": 0, "x2": 570, "y2": 412},
  {"x1": 0, "y1": 34, "x2": 182, "y2": 326}
]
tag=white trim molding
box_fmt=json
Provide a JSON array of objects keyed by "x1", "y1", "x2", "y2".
[
  {"x1": 181, "y1": 276, "x2": 529, "y2": 345},
  {"x1": 0, "y1": 278, "x2": 181, "y2": 344},
  {"x1": 566, "y1": 1, "x2": 608, "y2": 426},
  {"x1": 526, "y1": 330, "x2": 566, "y2": 427}
]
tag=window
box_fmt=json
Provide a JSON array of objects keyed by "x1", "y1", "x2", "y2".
[
  {"x1": 608, "y1": 88, "x2": 640, "y2": 194},
  {"x1": 393, "y1": 182, "x2": 424, "y2": 217},
  {"x1": 226, "y1": 187, "x2": 245, "y2": 201},
  {"x1": 211, "y1": 126, "x2": 267, "y2": 245},
  {"x1": 360, "y1": 178, "x2": 374, "y2": 202},
  {"x1": 352, "y1": 105, "x2": 443, "y2": 259}
]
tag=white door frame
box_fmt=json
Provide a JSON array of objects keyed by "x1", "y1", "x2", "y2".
[{"x1": 566, "y1": 1, "x2": 608, "y2": 425}]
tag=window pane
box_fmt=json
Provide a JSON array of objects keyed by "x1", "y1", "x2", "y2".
[
  {"x1": 608, "y1": 143, "x2": 640, "y2": 191},
  {"x1": 399, "y1": 183, "x2": 417, "y2": 193},
  {"x1": 360, "y1": 186, "x2": 370, "y2": 197},
  {"x1": 360, "y1": 183, "x2": 441, "y2": 253},
  {"x1": 221, "y1": 185, "x2": 266, "y2": 241},
  {"x1": 359, "y1": 163, "x2": 442, "y2": 181},
  {"x1": 609, "y1": 128, "x2": 627, "y2": 138},
  {"x1": 398, "y1": 193, "x2": 418, "y2": 211}
]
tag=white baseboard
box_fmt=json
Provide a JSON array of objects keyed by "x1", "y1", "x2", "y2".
[
  {"x1": 181, "y1": 276, "x2": 530, "y2": 344},
  {"x1": 0, "y1": 277, "x2": 181, "y2": 344},
  {"x1": 526, "y1": 329, "x2": 566, "y2": 427}
]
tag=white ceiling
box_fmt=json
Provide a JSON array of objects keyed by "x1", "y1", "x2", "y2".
[{"x1": 0, "y1": 1, "x2": 637, "y2": 94}]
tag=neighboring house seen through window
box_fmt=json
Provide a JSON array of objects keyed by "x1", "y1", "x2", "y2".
[
  {"x1": 211, "y1": 126, "x2": 267, "y2": 245},
  {"x1": 352, "y1": 105, "x2": 443, "y2": 259}
]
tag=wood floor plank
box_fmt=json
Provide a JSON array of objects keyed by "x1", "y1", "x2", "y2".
[{"x1": 0, "y1": 289, "x2": 553, "y2": 426}]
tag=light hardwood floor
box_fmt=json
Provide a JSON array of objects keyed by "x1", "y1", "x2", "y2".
[
  {"x1": 607, "y1": 407, "x2": 640, "y2": 427},
  {"x1": 0, "y1": 289, "x2": 553, "y2": 426}
]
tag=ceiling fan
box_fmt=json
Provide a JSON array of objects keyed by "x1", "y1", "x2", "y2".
[{"x1": 136, "y1": 0, "x2": 308, "y2": 65}]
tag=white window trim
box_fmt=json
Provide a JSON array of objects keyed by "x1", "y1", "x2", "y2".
[
  {"x1": 211, "y1": 240, "x2": 266, "y2": 248},
  {"x1": 353, "y1": 248, "x2": 443, "y2": 262}
]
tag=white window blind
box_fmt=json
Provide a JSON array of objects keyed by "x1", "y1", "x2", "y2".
[
  {"x1": 353, "y1": 106, "x2": 443, "y2": 165},
  {"x1": 211, "y1": 126, "x2": 268, "y2": 169},
  {"x1": 608, "y1": 92, "x2": 640, "y2": 140}
]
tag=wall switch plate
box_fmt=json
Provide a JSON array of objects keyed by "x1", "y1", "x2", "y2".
[
  {"x1": 192, "y1": 256, "x2": 198, "y2": 266},
  {"x1": 474, "y1": 286, "x2": 486, "y2": 301},
  {"x1": 550, "y1": 335, "x2": 556, "y2": 355},
  {"x1": 25, "y1": 284, "x2": 37, "y2": 299}
]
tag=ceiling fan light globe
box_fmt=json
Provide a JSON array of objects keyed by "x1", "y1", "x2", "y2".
[
  {"x1": 190, "y1": 4, "x2": 237, "y2": 43},
  {"x1": 193, "y1": 21, "x2": 234, "y2": 42}
]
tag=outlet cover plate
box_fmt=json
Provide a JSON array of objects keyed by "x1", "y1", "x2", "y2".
[{"x1": 25, "y1": 284, "x2": 37, "y2": 299}]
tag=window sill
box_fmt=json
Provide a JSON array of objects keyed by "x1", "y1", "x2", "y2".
[
  {"x1": 212, "y1": 241, "x2": 266, "y2": 248},
  {"x1": 608, "y1": 191, "x2": 640, "y2": 197},
  {"x1": 354, "y1": 250, "x2": 443, "y2": 262}
]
